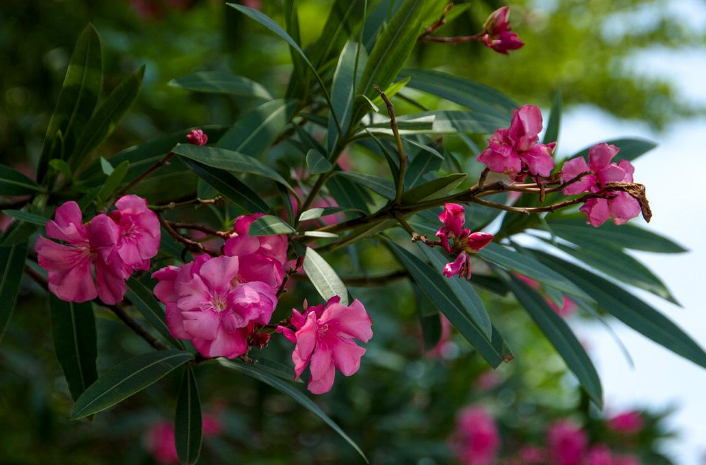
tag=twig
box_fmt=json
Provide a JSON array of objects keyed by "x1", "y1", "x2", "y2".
[
  {"x1": 419, "y1": 33, "x2": 486, "y2": 44},
  {"x1": 158, "y1": 214, "x2": 214, "y2": 255},
  {"x1": 375, "y1": 86, "x2": 408, "y2": 206},
  {"x1": 167, "y1": 221, "x2": 230, "y2": 239},
  {"x1": 478, "y1": 168, "x2": 490, "y2": 189},
  {"x1": 150, "y1": 197, "x2": 223, "y2": 212},
  {"x1": 419, "y1": 3, "x2": 454, "y2": 40}
]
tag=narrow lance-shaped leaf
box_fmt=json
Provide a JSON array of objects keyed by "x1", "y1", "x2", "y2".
[
  {"x1": 0, "y1": 165, "x2": 43, "y2": 196},
  {"x1": 70, "y1": 65, "x2": 145, "y2": 171},
  {"x1": 337, "y1": 172, "x2": 395, "y2": 199},
  {"x1": 0, "y1": 242, "x2": 29, "y2": 342},
  {"x1": 303, "y1": 247, "x2": 349, "y2": 305},
  {"x1": 401, "y1": 173, "x2": 466, "y2": 205},
  {"x1": 543, "y1": 91, "x2": 562, "y2": 146},
  {"x1": 169, "y1": 72, "x2": 272, "y2": 100},
  {"x1": 306, "y1": 149, "x2": 333, "y2": 175},
  {"x1": 504, "y1": 273, "x2": 603, "y2": 406},
  {"x1": 175, "y1": 366, "x2": 202, "y2": 465},
  {"x1": 569, "y1": 138, "x2": 657, "y2": 163},
  {"x1": 3, "y1": 210, "x2": 49, "y2": 226},
  {"x1": 37, "y1": 24, "x2": 102, "y2": 182},
  {"x1": 248, "y1": 215, "x2": 296, "y2": 236},
  {"x1": 96, "y1": 160, "x2": 129, "y2": 205},
  {"x1": 125, "y1": 278, "x2": 185, "y2": 349},
  {"x1": 329, "y1": 41, "x2": 362, "y2": 151},
  {"x1": 50, "y1": 296, "x2": 98, "y2": 401},
  {"x1": 71, "y1": 350, "x2": 193, "y2": 420}
]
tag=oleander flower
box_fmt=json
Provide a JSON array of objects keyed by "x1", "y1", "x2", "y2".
[
  {"x1": 547, "y1": 420, "x2": 588, "y2": 465},
  {"x1": 450, "y1": 406, "x2": 500, "y2": 465},
  {"x1": 481, "y1": 7, "x2": 524, "y2": 54},
  {"x1": 185, "y1": 129, "x2": 208, "y2": 146},
  {"x1": 436, "y1": 203, "x2": 494, "y2": 280},
  {"x1": 607, "y1": 410, "x2": 644, "y2": 434},
  {"x1": 109, "y1": 194, "x2": 160, "y2": 271}
]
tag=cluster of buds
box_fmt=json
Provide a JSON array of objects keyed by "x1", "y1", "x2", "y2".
[{"x1": 435, "y1": 203, "x2": 494, "y2": 280}]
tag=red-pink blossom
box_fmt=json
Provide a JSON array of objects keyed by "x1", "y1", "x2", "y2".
[
  {"x1": 607, "y1": 410, "x2": 644, "y2": 434},
  {"x1": 278, "y1": 297, "x2": 372, "y2": 394},
  {"x1": 436, "y1": 203, "x2": 493, "y2": 280},
  {"x1": 109, "y1": 195, "x2": 160, "y2": 271},
  {"x1": 186, "y1": 129, "x2": 208, "y2": 146},
  {"x1": 481, "y1": 7, "x2": 524, "y2": 54},
  {"x1": 36, "y1": 201, "x2": 129, "y2": 305},
  {"x1": 561, "y1": 143, "x2": 641, "y2": 227},
  {"x1": 478, "y1": 105, "x2": 555, "y2": 177},
  {"x1": 450, "y1": 406, "x2": 500, "y2": 465},
  {"x1": 146, "y1": 413, "x2": 223, "y2": 464},
  {"x1": 585, "y1": 444, "x2": 614, "y2": 465},
  {"x1": 547, "y1": 295, "x2": 578, "y2": 318},
  {"x1": 547, "y1": 420, "x2": 588, "y2": 465},
  {"x1": 519, "y1": 445, "x2": 546, "y2": 464}
]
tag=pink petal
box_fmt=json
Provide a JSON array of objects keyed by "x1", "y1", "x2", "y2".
[
  {"x1": 307, "y1": 365, "x2": 336, "y2": 394},
  {"x1": 580, "y1": 198, "x2": 611, "y2": 228},
  {"x1": 561, "y1": 157, "x2": 594, "y2": 195},
  {"x1": 466, "y1": 232, "x2": 494, "y2": 252},
  {"x1": 588, "y1": 143, "x2": 619, "y2": 170},
  {"x1": 165, "y1": 303, "x2": 189, "y2": 339},
  {"x1": 182, "y1": 310, "x2": 221, "y2": 340},
  {"x1": 177, "y1": 276, "x2": 211, "y2": 311},
  {"x1": 205, "y1": 326, "x2": 248, "y2": 359},
  {"x1": 36, "y1": 236, "x2": 97, "y2": 302},
  {"x1": 45, "y1": 201, "x2": 87, "y2": 243},
  {"x1": 618, "y1": 159, "x2": 635, "y2": 182},
  {"x1": 609, "y1": 192, "x2": 641, "y2": 224},
  {"x1": 331, "y1": 338, "x2": 366, "y2": 376},
  {"x1": 597, "y1": 164, "x2": 626, "y2": 186},
  {"x1": 477, "y1": 141, "x2": 521, "y2": 175},
  {"x1": 237, "y1": 254, "x2": 284, "y2": 289},
  {"x1": 233, "y1": 213, "x2": 265, "y2": 236},
  {"x1": 321, "y1": 299, "x2": 373, "y2": 342},
  {"x1": 152, "y1": 266, "x2": 180, "y2": 304},
  {"x1": 438, "y1": 203, "x2": 466, "y2": 237},
  {"x1": 223, "y1": 235, "x2": 261, "y2": 257},
  {"x1": 94, "y1": 251, "x2": 128, "y2": 305},
  {"x1": 198, "y1": 255, "x2": 240, "y2": 292},
  {"x1": 520, "y1": 142, "x2": 555, "y2": 177},
  {"x1": 294, "y1": 312, "x2": 319, "y2": 362},
  {"x1": 443, "y1": 253, "x2": 468, "y2": 279}
]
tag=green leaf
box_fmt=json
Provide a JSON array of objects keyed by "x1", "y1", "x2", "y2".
[
  {"x1": 337, "y1": 172, "x2": 395, "y2": 199},
  {"x1": 250, "y1": 356, "x2": 304, "y2": 383},
  {"x1": 543, "y1": 91, "x2": 562, "y2": 146},
  {"x1": 401, "y1": 111, "x2": 507, "y2": 135},
  {"x1": 100, "y1": 157, "x2": 114, "y2": 175},
  {"x1": 413, "y1": 284, "x2": 442, "y2": 350},
  {"x1": 96, "y1": 160, "x2": 129, "y2": 204},
  {"x1": 0, "y1": 241, "x2": 29, "y2": 342},
  {"x1": 356, "y1": 0, "x2": 427, "y2": 100},
  {"x1": 303, "y1": 231, "x2": 339, "y2": 239},
  {"x1": 0, "y1": 164, "x2": 43, "y2": 196},
  {"x1": 303, "y1": 247, "x2": 349, "y2": 305},
  {"x1": 370, "y1": 77, "x2": 411, "y2": 108},
  {"x1": 398, "y1": 69, "x2": 517, "y2": 120},
  {"x1": 0, "y1": 221, "x2": 38, "y2": 247},
  {"x1": 329, "y1": 41, "x2": 363, "y2": 150},
  {"x1": 71, "y1": 350, "x2": 193, "y2": 420},
  {"x1": 542, "y1": 216, "x2": 687, "y2": 253},
  {"x1": 175, "y1": 366, "x2": 202, "y2": 465},
  {"x1": 306, "y1": 149, "x2": 333, "y2": 175},
  {"x1": 70, "y1": 65, "x2": 145, "y2": 170},
  {"x1": 38, "y1": 25, "x2": 102, "y2": 182},
  {"x1": 220, "y1": 359, "x2": 367, "y2": 462},
  {"x1": 327, "y1": 174, "x2": 372, "y2": 213},
  {"x1": 216, "y1": 99, "x2": 298, "y2": 156},
  {"x1": 533, "y1": 250, "x2": 706, "y2": 370},
  {"x1": 404, "y1": 150, "x2": 441, "y2": 188},
  {"x1": 309, "y1": 0, "x2": 368, "y2": 70},
  {"x1": 504, "y1": 273, "x2": 603, "y2": 406},
  {"x1": 49, "y1": 159, "x2": 74, "y2": 179},
  {"x1": 299, "y1": 207, "x2": 361, "y2": 222},
  {"x1": 125, "y1": 278, "x2": 185, "y2": 349},
  {"x1": 173, "y1": 144, "x2": 292, "y2": 190},
  {"x1": 248, "y1": 215, "x2": 296, "y2": 236},
  {"x1": 181, "y1": 158, "x2": 269, "y2": 213},
  {"x1": 169, "y1": 72, "x2": 272, "y2": 100},
  {"x1": 401, "y1": 173, "x2": 466, "y2": 205},
  {"x1": 569, "y1": 138, "x2": 657, "y2": 163},
  {"x1": 419, "y1": 246, "x2": 493, "y2": 338},
  {"x1": 385, "y1": 240, "x2": 503, "y2": 367},
  {"x1": 548, "y1": 240, "x2": 679, "y2": 305},
  {"x1": 50, "y1": 296, "x2": 98, "y2": 402},
  {"x1": 478, "y1": 243, "x2": 591, "y2": 301},
  {"x1": 3, "y1": 210, "x2": 49, "y2": 226}
]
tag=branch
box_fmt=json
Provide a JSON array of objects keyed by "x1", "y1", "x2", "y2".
[
  {"x1": 150, "y1": 196, "x2": 223, "y2": 212},
  {"x1": 166, "y1": 221, "x2": 230, "y2": 238},
  {"x1": 116, "y1": 152, "x2": 175, "y2": 198},
  {"x1": 158, "y1": 214, "x2": 216, "y2": 255},
  {"x1": 375, "y1": 86, "x2": 408, "y2": 206},
  {"x1": 419, "y1": 3, "x2": 454, "y2": 40}
]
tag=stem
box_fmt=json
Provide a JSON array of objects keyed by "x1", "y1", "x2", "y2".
[
  {"x1": 116, "y1": 152, "x2": 175, "y2": 198},
  {"x1": 167, "y1": 221, "x2": 229, "y2": 238},
  {"x1": 419, "y1": 32, "x2": 486, "y2": 43},
  {"x1": 375, "y1": 86, "x2": 408, "y2": 206},
  {"x1": 150, "y1": 197, "x2": 223, "y2": 212},
  {"x1": 158, "y1": 214, "x2": 216, "y2": 255},
  {"x1": 419, "y1": 3, "x2": 454, "y2": 40}
]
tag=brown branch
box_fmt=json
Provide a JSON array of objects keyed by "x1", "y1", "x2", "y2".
[
  {"x1": 419, "y1": 2, "x2": 454, "y2": 40},
  {"x1": 419, "y1": 33, "x2": 485, "y2": 43},
  {"x1": 167, "y1": 221, "x2": 230, "y2": 238},
  {"x1": 151, "y1": 196, "x2": 223, "y2": 212},
  {"x1": 375, "y1": 86, "x2": 408, "y2": 206},
  {"x1": 158, "y1": 214, "x2": 215, "y2": 255},
  {"x1": 116, "y1": 152, "x2": 175, "y2": 198}
]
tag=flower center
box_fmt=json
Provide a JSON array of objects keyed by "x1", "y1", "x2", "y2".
[
  {"x1": 212, "y1": 293, "x2": 228, "y2": 312},
  {"x1": 317, "y1": 323, "x2": 329, "y2": 338}
]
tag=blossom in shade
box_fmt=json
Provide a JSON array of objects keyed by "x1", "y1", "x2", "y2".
[
  {"x1": 450, "y1": 406, "x2": 500, "y2": 465},
  {"x1": 278, "y1": 297, "x2": 373, "y2": 394},
  {"x1": 436, "y1": 203, "x2": 493, "y2": 280},
  {"x1": 36, "y1": 201, "x2": 129, "y2": 305},
  {"x1": 481, "y1": 7, "x2": 524, "y2": 54},
  {"x1": 109, "y1": 195, "x2": 160, "y2": 271},
  {"x1": 519, "y1": 445, "x2": 546, "y2": 464},
  {"x1": 585, "y1": 444, "x2": 614, "y2": 465},
  {"x1": 607, "y1": 410, "x2": 644, "y2": 434},
  {"x1": 547, "y1": 295, "x2": 578, "y2": 318},
  {"x1": 146, "y1": 413, "x2": 223, "y2": 464},
  {"x1": 478, "y1": 105, "x2": 556, "y2": 178},
  {"x1": 561, "y1": 143, "x2": 641, "y2": 227},
  {"x1": 186, "y1": 129, "x2": 208, "y2": 146},
  {"x1": 153, "y1": 255, "x2": 277, "y2": 359},
  {"x1": 547, "y1": 420, "x2": 588, "y2": 465}
]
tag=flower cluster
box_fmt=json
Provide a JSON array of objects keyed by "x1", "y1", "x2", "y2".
[
  {"x1": 449, "y1": 406, "x2": 501, "y2": 465},
  {"x1": 146, "y1": 413, "x2": 223, "y2": 464},
  {"x1": 278, "y1": 296, "x2": 373, "y2": 394},
  {"x1": 152, "y1": 213, "x2": 287, "y2": 359},
  {"x1": 36, "y1": 195, "x2": 160, "y2": 305},
  {"x1": 561, "y1": 143, "x2": 641, "y2": 227},
  {"x1": 478, "y1": 105, "x2": 556, "y2": 179},
  {"x1": 435, "y1": 203, "x2": 494, "y2": 280},
  {"x1": 481, "y1": 7, "x2": 524, "y2": 54}
]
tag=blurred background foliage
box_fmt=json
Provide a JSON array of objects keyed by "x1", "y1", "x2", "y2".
[{"x1": 0, "y1": 0, "x2": 690, "y2": 463}]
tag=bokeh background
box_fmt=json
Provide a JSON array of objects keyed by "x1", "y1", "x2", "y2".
[{"x1": 1, "y1": 0, "x2": 705, "y2": 464}]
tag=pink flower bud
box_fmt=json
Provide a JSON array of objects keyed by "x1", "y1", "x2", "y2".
[
  {"x1": 481, "y1": 7, "x2": 524, "y2": 54},
  {"x1": 186, "y1": 129, "x2": 208, "y2": 146}
]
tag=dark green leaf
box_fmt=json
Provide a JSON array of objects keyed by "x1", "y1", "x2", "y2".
[
  {"x1": 50, "y1": 159, "x2": 74, "y2": 179},
  {"x1": 327, "y1": 174, "x2": 372, "y2": 213},
  {"x1": 251, "y1": 356, "x2": 303, "y2": 383},
  {"x1": 299, "y1": 207, "x2": 361, "y2": 222},
  {"x1": 71, "y1": 350, "x2": 193, "y2": 420},
  {"x1": 96, "y1": 160, "x2": 129, "y2": 204},
  {"x1": 385, "y1": 240, "x2": 503, "y2": 367},
  {"x1": 70, "y1": 66, "x2": 145, "y2": 170},
  {"x1": 505, "y1": 274, "x2": 603, "y2": 406},
  {"x1": 0, "y1": 221, "x2": 38, "y2": 247},
  {"x1": 543, "y1": 91, "x2": 562, "y2": 145},
  {"x1": 169, "y1": 72, "x2": 272, "y2": 100},
  {"x1": 303, "y1": 247, "x2": 349, "y2": 305},
  {"x1": 175, "y1": 366, "x2": 202, "y2": 465},
  {"x1": 220, "y1": 359, "x2": 367, "y2": 462},
  {"x1": 50, "y1": 296, "x2": 98, "y2": 401},
  {"x1": 533, "y1": 250, "x2": 706, "y2": 370},
  {"x1": 3, "y1": 210, "x2": 49, "y2": 226},
  {"x1": 125, "y1": 278, "x2": 184, "y2": 349},
  {"x1": 398, "y1": 69, "x2": 517, "y2": 120},
  {"x1": 404, "y1": 150, "x2": 441, "y2": 188},
  {"x1": 337, "y1": 172, "x2": 395, "y2": 199},
  {"x1": 216, "y1": 99, "x2": 298, "y2": 156},
  {"x1": 306, "y1": 149, "x2": 333, "y2": 175},
  {"x1": 569, "y1": 138, "x2": 657, "y2": 163},
  {"x1": 414, "y1": 284, "x2": 442, "y2": 350},
  {"x1": 401, "y1": 173, "x2": 466, "y2": 205},
  {"x1": 397, "y1": 111, "x2": 508, "y2": 135},
  {"x1": 0, "y1": 164, "x2": 43, "y2": 196},
  {"x1": 181, "y1": 158, "x2": 269, "y2": 213},
  {"x1": 370, "y1": 77, "x2": 411, "y2": 108},
  {"x1": 329, "y1": 41, "x2": 362, "y2": 150},
  {"x1": 309, "y1": 0, "x2": 368, "y2": 70},
  {"x1": 38, "y1": 25, "x2": 102, "y2": 182},
  {"x1": 174, "y1": 144, "x2": 292, "y2": 190},
  {"x1": 248, "y1": 215, "x2": 296, "y2": 236},
  {"x1": 0, "y1": 242, "x2": 29, "y2": 342}
]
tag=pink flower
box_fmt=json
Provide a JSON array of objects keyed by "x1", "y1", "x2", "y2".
[
  {"x1": 202, "y1": 413, "x2": 224, "y2": 436},
  {"x1": 36, "y1": 201, "x2": 129, "y2": 305},
  {"x1": 585, "y1": 444, "x2": 614, "y2": 465},
  {"x1": 438, "y1": 203, "x2": 466, "y2": 238},
  {"x1": 186, "y1": 129, "x2": 208, "y2": 146},
  {"x1": 436, "y1": 204, "x2": 494, "y2": 280},
  {"x1": 481, "y1": 7, "x2": 524, "y2": 54},
  {"x1": 547, "y1": 420, "x2": 588, "y2": 465},
  {"x1": 153, "y1": 255, "x2": 277, "y2": 359},
  {"x1": 450, "y1": 406, "x2": 500, "y2": 465},
  {"x1": 607, "y1": 410, "x2": 644, "y2": 434},
  {"x1": 146, "y1": 421, "x2": 178, "y2": 464},
  {"x1": 547, "y1": 295, "x2": 578, "y2": 318},
  {"x1": 478, "y1": 105, "x2": 555, "y2": 177},
  {"x1": 561, "y1": 143, "x2": 641, "y2": 227},
  {"x1": 278, "y1": 297, "x2": 373, "y2": 394},
  {"x1": 519, "y1": 445, "x2": 546, "y2": 464},
  {"x1": 428, "y1": 315, "x2": 454, "y2": 358},
  {"x1": 109, "y1": 195, "x2": 160, "y2": 271},
  {"x1": 475, "y1": 371, "x2": 502, "y2": 391}
]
